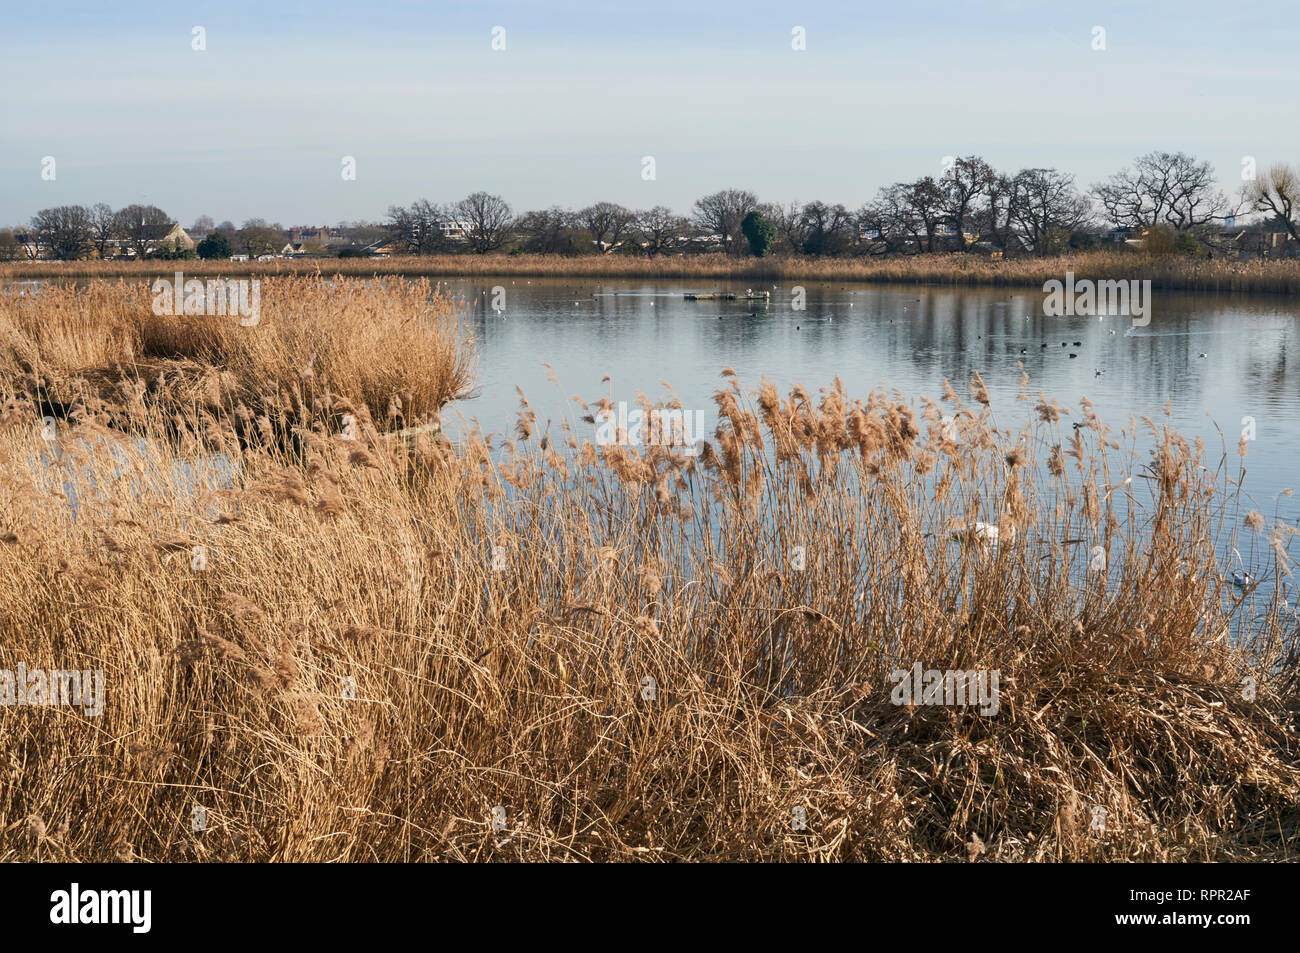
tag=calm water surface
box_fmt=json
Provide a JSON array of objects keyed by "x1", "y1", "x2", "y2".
[{"x1": 442, "y1": 278, "x2": 1298, "y2": 518}]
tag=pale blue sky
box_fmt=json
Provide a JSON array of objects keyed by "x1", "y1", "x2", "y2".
[{"x1": 2, "y1": 0, "x2": 1296, "y2": 227}]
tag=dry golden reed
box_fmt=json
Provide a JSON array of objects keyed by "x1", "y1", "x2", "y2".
[
  {"x1": 0, "y1": 279, "x2": 1297, "y2": 863},
  {"x1": 0, "y1": 276, "x2": 475, "y2": 443},
  {"x1": 5, "y1": 251, "x2": 1300, "y2": 295}
]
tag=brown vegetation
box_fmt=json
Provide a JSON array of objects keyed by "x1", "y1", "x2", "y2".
[
  {"x1": 0, "y1": 280, "x2": 1297, "y2": 862},
  {"x1": 6, "y1": 252, "x2": 1300, "y2": 295},
  {"x1": 0, "y1": 276, "x2": 474, "y2": 442}
]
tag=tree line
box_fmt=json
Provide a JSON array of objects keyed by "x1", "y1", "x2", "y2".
[
  {"x1": 6, "y1": 152, "x2": 1298, "y2": 261},
  {"x1": 389, "y1": 153, "x2": 1296, "y2": 258}
]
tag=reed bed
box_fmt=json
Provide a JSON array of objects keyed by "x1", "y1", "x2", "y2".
[
  {"x1": 5, "y1": 252, "x2": 1300, "y2": 295},
  {"x1": 0, "y1": 277, "x2": 475, "y2": 442},
  {"x1": 1, "y1": 295, "x2": 1297, "y2": 860}
]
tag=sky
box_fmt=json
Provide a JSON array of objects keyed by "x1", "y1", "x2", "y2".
[{"x1": 2, "y1": 0, "x2": 1296, "y2": 228}]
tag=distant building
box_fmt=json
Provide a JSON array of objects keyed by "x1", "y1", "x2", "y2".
[
  {"x1": 156, "y1": 223, "x2": 196, "y2": 253},
  {"x1": 440, "y1": 220, "x2": 475, "y2": 241},
  {"x1": 288, "y1": 226, "x2": 332, "y2": 244}
]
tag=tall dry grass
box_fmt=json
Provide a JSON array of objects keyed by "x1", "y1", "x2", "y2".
[
  {"x1": 0, "y1": 277, "x2": 475, "y2": 442},
  {"x1": 5, "y1": 251, "x2": 1300, "y2": 295},
  {"x1": 1, "y1": 300, "x2": 1297, "y2": 860}
]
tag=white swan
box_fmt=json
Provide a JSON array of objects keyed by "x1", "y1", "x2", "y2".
[
  {"x1": 1231, "y1": 548, "x2": 1252, "y2": 587},
  {"x1": 950, "y1": 521, "x2": 1016, "y2": 547}
]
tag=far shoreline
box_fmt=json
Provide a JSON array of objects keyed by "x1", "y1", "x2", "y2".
[{"x1": 3, "y1": 251, "x2": 1299, "y2": 296}]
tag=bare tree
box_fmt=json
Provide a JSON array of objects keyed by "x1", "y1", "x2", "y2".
[
  {"x1": 901, "y1": 178, "x2": 947, "y2": 252},
  {"x1": 30, "y1": 206, "x2": 92, "y2": 260},
  {"x1": 387, "y1": 200, "x2": 449, "y2": 254},
  {"x1": 769, "y1": 200, "x2": 809, "y2": 255},
  {"x1": 453, "y1": 192, "x2": 513, "y2": 254},
  {"x1": 1246, "y1": 162, "x2": 1300, "y2": 241},
  {"x1": 634, "y1": 206, "x2": 688, "y2": 257},
  {"x1": 515, "y1": 207, "x2": 579, "y2": 255},
  {"x1": 113, "y1": 204, "x2": 173, "y2": 258},
  {"x1": 854, "y1": 203, "x2": 891, "y2": 256},
  {"x1": 1092, "y1": 151, "x2": 1230, "y2": 232},
  {"x1": 88, "y1": 203, "x2": 119, "y2": 259},
  {"x1": 862, "y1": 184, "x2": 924, "y2": 254},
  {"x1": 691, "y1": 189, "x2": 758, "y2": 256},
  {"x1": 577, "y1": 202, "x2": 636, "y2": 254},
  {"x1": 798, "y1": 201, "x2": 855, "y2": 256},
  {"x1": 940, "y1": 156, "x2": 995, "y2": 250},
  {"x1": 1009, "y1": 168, "x2": 1091, "y2": 254},
  {"x1": 974, "y1": 172, "x2": 1020, "y2": 254}
]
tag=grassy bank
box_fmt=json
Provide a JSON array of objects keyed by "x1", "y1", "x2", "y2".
[
  {"x1": 0, "y1": 276, "x2": 474, "y2": 443},
  {"x1": 1, "y1": 280, "x2": 1298, "y2": 862},
  {"x1": 5, "y1": 251, "x2": 1300, "y2": 295}
]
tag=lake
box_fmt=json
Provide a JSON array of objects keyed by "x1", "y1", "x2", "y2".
[
  {"x1": 441, "y1": 278, "x2": 1298, "y2": 520},
  {"x1": 8, "y1": 273, "x2": 1298, "y2": 598}
]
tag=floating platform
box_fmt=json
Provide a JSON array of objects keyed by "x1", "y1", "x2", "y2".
[{"x1": 683, "y1": 291, "x2": 771, "y2": 301}]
